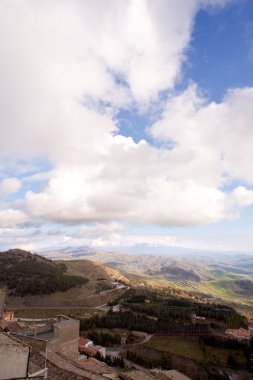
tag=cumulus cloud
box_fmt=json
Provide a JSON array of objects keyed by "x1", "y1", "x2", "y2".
[
  {"x1": 0, "y1": 0, "x2": 230, "y2": 159},
  {"x1": 25, "y1": 84, "x2": 253, "y2": 227},
  {"x1": 0, "y1": 177, "x2": 21, "y2": 196},
  {"x1": 2, "y1": 0, "x2": 252, "y2": 241},
  {"x1": 151, "y1": 85, "x2": 253, "y2": 185}
]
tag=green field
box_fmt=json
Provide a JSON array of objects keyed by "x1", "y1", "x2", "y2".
[
  {"x1": 145, "y1": 336, "x2": 204, "y2": 361},
  {"x1": 14, "y1": 307, "x2": 103, "y2": 319},
  {"x1": 144, "y1": 336, "x2": 247, "y2": 367}
]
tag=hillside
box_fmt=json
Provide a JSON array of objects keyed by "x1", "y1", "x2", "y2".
[
  {"x1": 3, "y1": 251, "x2": 129, "y2": 308},
  {"x1": 43, "y1": 247, "x2": 253, "y2": 313},
  {"x1": 59, "y1": 259, "x2": 130, "y2": 284},
  {"x1": 0, "y1": 249, "x2": 87, "y2": 297},
  {"x1": 148, "y1": 265, "x2": 201, "y2": 282}
]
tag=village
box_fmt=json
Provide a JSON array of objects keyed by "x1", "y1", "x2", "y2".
[{"x1": 1, "y1": 288, "x2": 253, "y2": 380}]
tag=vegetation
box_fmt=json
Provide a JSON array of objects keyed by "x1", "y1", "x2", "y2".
[
  {"x1": 126, "y1": 350, "x2": 171, "y2": 369},
  {"x1": 122, "y1": 290, "x2": 245, "y2": 328},
  {"x1": 80, "y1": 288, "x2": 245, "y2": 336},
  {"x1": 80, "y1": 310, "x2": 210, "y2": 335},
  {"x1": 86, "y1": 330, "x2": 121, "y2": 346},
  {"x1": 94, "y1": 352, "x2": 125, "y2": 368},
  {"x1": 0, "y1": 249, "x2": 88, "y2": 296},
  {"x1": 144, "y1": 335, "x2": 250, "y2": 369},
  {"x1": 14, "y1": 307, "x2": 100, "y2": 319}
]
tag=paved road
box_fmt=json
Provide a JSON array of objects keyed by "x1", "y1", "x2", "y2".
[
  {"x1": 106, "y1": 334, "x2": 152, "y2": 371},
  {"x1": 106, "y1": 334, "x2": 152, "y2": 356}
]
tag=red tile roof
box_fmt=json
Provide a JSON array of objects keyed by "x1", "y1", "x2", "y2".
[
  {"x1": 78, "y1": 358, "x2": 113, "y2": 375},
  {"x1": 79, "y1": 347, "x2": 97, "y2": 356}
]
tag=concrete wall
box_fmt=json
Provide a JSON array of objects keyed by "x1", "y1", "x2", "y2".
[
  {"x1": 14, "y1": 318, "x2": 80, "y2": 361},
  {"x1": 0, "y1": 339, "x2": 29, "y2": 379},
  {"x1": 25, "y1": 324, "x2": 52, "y2": 336},
  {"x1": 48, "y1": 319, "x2": 80, "y2": 360}
]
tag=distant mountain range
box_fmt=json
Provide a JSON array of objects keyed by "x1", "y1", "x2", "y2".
[
  {"x1": 2, "y1": 246, "x2": 253, "y2": 311},
  {"x1": 40, "y1": 243, "x2": 253, "y2": 258},
  {"x1": 41, "y1": 245, "x2": 253, "y2": 278}
]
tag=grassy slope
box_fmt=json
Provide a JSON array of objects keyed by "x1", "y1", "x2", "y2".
[
  {"x1": 6, "y1": 259, "x2": 128, "y2": 308},
  {"x1": 60, "y1": 250, "x2": 253, "y2": 313}
]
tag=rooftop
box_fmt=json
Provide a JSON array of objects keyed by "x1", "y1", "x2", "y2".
[
  {"x1": 5, "y1": 321, "x2": 31, "y2": 334},
  {"x1": 119, "y1": 370, "x2": 155, "y2": 380},
  {"x1": 34, "y1": 330, "x2": 55, "y2": 340},
  {"x1": 0, "y1": 332, "x2": 27, "y2": 347},
  {"x1": 78, "y1": 358, "x2": 114, "y2": 375},
  {"x1": 43, "y1": 351, "x2": 105, "y2": 380},
  {"x1": 79, "y1": 346, "x2": 98, "y2": 356},
  {"x1": 29, "y1": 351, "x2": 91, "y2": 380},
  {"x1": 152, "y1": 370, "x2": 191, "y2": 380},
  {"x1": 54, "y1": 319, "x2": 78, "y2": 327}
]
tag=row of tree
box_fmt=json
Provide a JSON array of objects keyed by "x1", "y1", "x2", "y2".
[
  {"x1": 80, "y1": 310, "x2": 210, "y2": 335},
  {"x1": 86, "y1": 330, "x2": 121, "y2": 346},
  {"x1": 123, "y1": 291, "x2": 245, "y2": 327}
]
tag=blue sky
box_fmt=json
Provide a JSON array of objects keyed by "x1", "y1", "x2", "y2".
[
  {"x1": 0, "y1": 0, "x2": 253, "y2": 253},
  {"x1": 187, "y1": 0, "x2": 253, "y2": 102}
]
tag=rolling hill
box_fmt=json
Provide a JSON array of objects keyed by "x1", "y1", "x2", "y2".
[
  {"x1": 42, "y1": 247, "x2": 253, "y2": 313},
  {"x1": 1, "y1": 249, "x2": 130, "y2": 308},
  {"x1": 0, "y1": 249, "x2": 88, "y2": 297}
]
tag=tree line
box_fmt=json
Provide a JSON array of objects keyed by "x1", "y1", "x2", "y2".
[{"x1": 80, "y1": 310, "x2": 210, "y2": 335}]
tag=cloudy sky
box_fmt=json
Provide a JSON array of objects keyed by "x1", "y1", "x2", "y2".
[{"x1": 1, "y1": 0, "x2": 253, "y2": 253}]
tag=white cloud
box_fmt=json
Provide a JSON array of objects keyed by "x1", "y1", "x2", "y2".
[
  {"x1": 151, "y1": 85, "x2": 253, "y2": 185},
  {"x1": 2, "y1": 0, "x2": 252, "y2": 240},
  {"x1": 0, "y1": 209, "x2": 27, "y2": 228},
  {"x1": 0, "y1": 0, "x2": 230, "y2": 159},
  {"x1": 24, "y1": 84, "x2": 253, "y2": 227},
  {"x1": 0, "y1": 177, "x2": 21, "y2": 196}
]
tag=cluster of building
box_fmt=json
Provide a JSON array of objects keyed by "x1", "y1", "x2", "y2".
[
  {"x1": 191, "y1": 313, "x2": 206, "y2": 322},
  {"x1": 0, "y1": 322, "x2": 192, "y2": 380},
  {"x1": 0, "y1": 289, "x2": 196, "y2": 380},
  {"x1": 0, "y1": 313, "x2": 117, "y2": 380},
  {"x1": 0, "y1": 308, "x2": 192, "y2": 380},
  {"x1": 79, "y1": 337, "x2": 106, "y2": 358}
]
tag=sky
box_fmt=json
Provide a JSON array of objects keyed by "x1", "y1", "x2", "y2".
[{"x1": 0, "y1": 0, "x2": 253, "y2": 253}]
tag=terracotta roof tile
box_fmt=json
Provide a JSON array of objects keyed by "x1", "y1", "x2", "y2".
[
  {"x1": 29, "y1": 352, "x2": 90, "y2": 380},
  {"x1": 78, "y1": 358, "x2": 114, "y2": 375}
]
